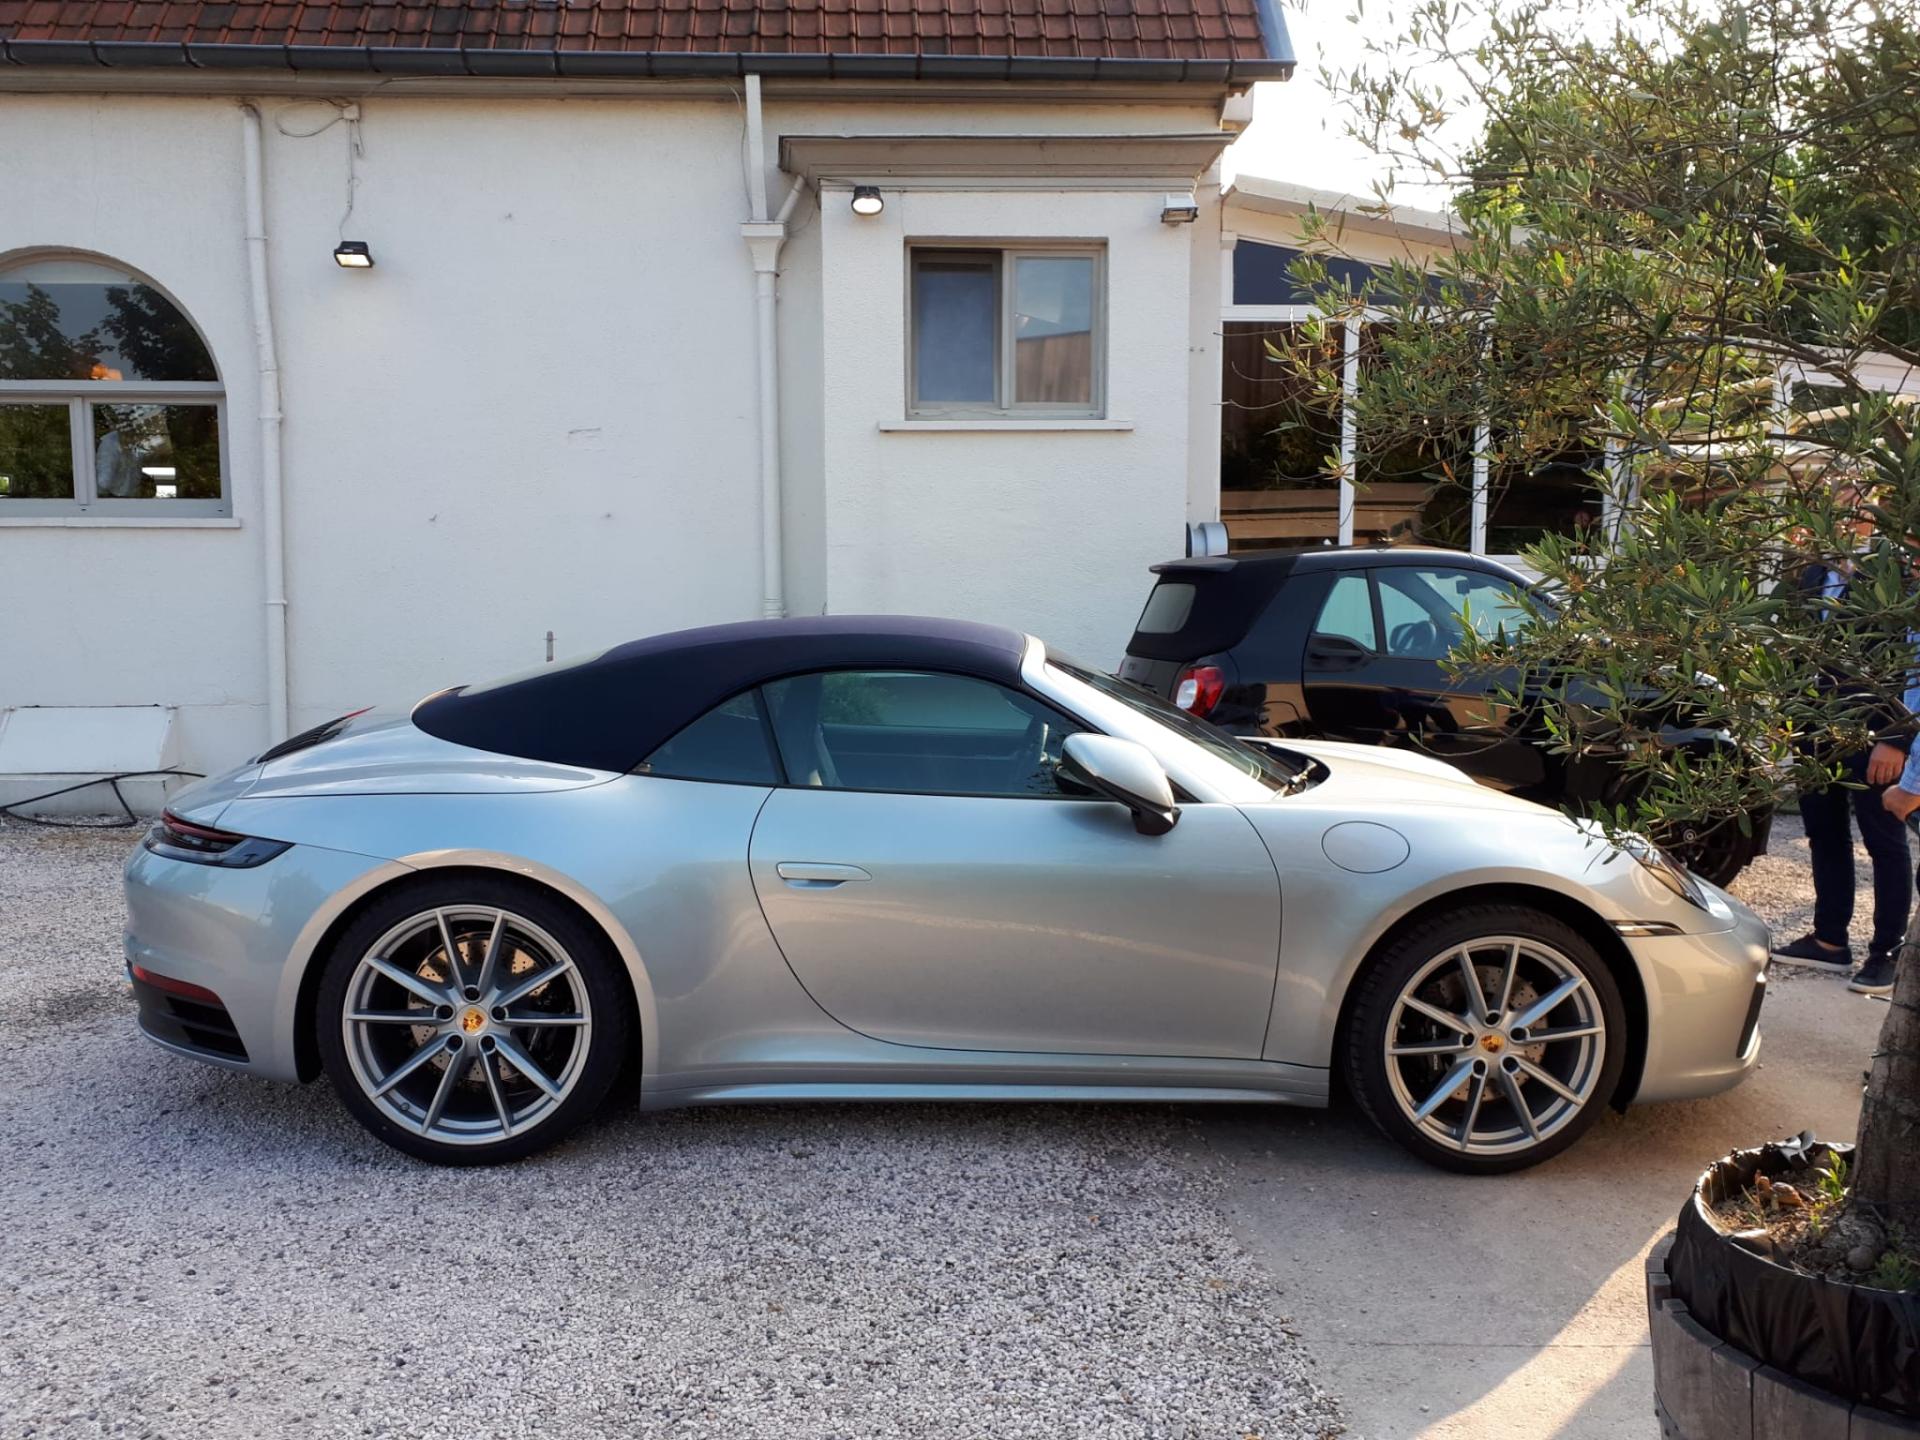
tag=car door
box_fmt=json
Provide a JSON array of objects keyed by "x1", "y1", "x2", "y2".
[
  {"x1": 746, "y1": 668, "x2": 1283, "y2": 1058},
  {"x1": 1298, "y1": 568, "x2": 1397, "y2": 743},
  {"x1": 1369, "y1": 564, "x2": 1547, "y2": 792}
]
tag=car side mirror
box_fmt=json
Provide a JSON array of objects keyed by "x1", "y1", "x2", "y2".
[
  {"x1": 1306, "y1": 633, "x2": 1370, "y2": 670},
  {"x1": 1058, "y1": 734, "x2": 1180, "y2": 836}
]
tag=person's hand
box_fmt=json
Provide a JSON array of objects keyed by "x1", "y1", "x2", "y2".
[
  {"x1": 1883, "y1": 785, "x2": 1920, "y2": 822},
  {"x1": 1866, "y1": 741, "x2": 1906, "y2": 786}
]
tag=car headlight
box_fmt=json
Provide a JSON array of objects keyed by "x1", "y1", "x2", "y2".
[{"x1": 1620, "y1": 834, "x2": 1721, "y2": 913}]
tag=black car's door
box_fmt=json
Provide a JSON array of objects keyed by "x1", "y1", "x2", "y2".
[
  {"x1": 1365, "y1": 564, "x2": 1547, "y2": 792},
  {"x1": 1297, "y1": 569, "x2": 1398, "y2": 743}
]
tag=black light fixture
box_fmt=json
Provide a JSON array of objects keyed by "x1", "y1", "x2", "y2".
[
  {"x1": 850, "y1": 186, "x2": 884, "y2": 217},
  {"x1": 333, "y1": 240, "x2": 375, "y2": 269}
]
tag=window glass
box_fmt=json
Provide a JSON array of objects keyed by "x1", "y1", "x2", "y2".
[
  {"x1": 1377, "y1": 573, "x2": 1448, "y2": 658},
  {"x1": 91, "y1": 403, "x2": 220, "y2": 500},
  {"x1": 1313, "y1": 573, "x2": 1377, "y2": 649},
  {"x1": 912, "y1": 255, "x2": 997, "y2": 405},
  {"x1": 0, "y1": 403, "x2": 75, "y2": 500},
  {"x1": 0, "y1": 257, "x2": 224, "y2": 515},
  {"x1": 1048, "y1": 659, "x2": 1300, "y2": 791},
  {"x1": 642, "y1": 691, "x2": 780, "y2": 785},
  {"x1": 1134, "y1": 582, "x2": 1196, "y2": 636},
  {"x1": 1012, "y1": 255, "x2": 1094, "y2": 405},
  {"x1": 763, "y1": 670, "x2": 1077, "y2": 797},
  {"x1": 1377, "y1": 567, "x2": 1530, "y2": 658},
  {"x1": 1220, "y1": 320, "x2": 1345, "y2": 552},
  {"x1": 0, "y1": 265, "x2": 216, "y2": 382}
]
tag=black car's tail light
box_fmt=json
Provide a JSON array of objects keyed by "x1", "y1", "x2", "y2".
[
  {"x1": 1173, "y1": 664, "x2": 1225, "y2": 717},
  {"x1": 144, "y1": 811, "x2": 292, "y2": 869}
]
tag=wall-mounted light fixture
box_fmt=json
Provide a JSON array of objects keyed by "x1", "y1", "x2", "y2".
[
  {"x1": 333, "y1": 240, "x2": 375, "y2": 269},
  {"x1": 1160, "y1": 192, "x2": 1200, "y2": 225},
  {"x1": 850, "y1": 186, "x2": 885, "y2": 217}
]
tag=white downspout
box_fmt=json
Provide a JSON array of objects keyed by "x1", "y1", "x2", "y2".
[
  {"x1": 240, "y1": 103, "x2": 290, "y2": 740},
  {"x1": 1337, "y1": 314, "x2": 1360, "y2": 546},
  {"x1": 1469, "y1": 419, "x2": 1491, "y2": 554},
  {"x1": 740, "y1": 74, "x2": 803, "y2": 620}
]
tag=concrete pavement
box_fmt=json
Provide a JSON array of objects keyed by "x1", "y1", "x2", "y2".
[{"x1": 1193, "y1": 968, "x2": 1884, "y2": 1439}]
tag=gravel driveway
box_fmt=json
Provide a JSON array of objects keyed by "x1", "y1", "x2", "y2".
[{"x1": 0, "y1": 819, "x2": 1343, "y2": 1440}]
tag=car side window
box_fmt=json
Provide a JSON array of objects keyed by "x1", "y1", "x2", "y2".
[
  {"x1": 761, "y1": 670, "x2": 1078, "y2": 798},
  {"x1": 1313, "y1": 573, "x2": 1378, "y2": 650},
  {"x1": 1380, "y1": 567, "x2": 1531, "y2": 659},
  {"x1": 640, "y1": 690, "x2": 782, "y2": 785}
]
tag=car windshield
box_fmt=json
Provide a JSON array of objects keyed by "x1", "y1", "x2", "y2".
[{"x1": 1051, "y1": 659, "x2": 1303, "y2": 790}]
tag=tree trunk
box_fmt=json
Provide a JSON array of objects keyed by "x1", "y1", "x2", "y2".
[{"x1": 1852, "y1": 904, "x2": 1920, "y2": 1230}]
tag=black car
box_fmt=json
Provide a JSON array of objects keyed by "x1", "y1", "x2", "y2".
[{"x1": 1117, "y1": 545, "x2": 1769, "y2": 884}]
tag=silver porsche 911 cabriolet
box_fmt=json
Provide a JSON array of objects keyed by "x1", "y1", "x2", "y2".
[{"x1": 125, "y1": 616, "x2": 1769, "y2": 1172}]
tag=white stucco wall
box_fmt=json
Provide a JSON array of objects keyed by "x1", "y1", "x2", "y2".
[
  {"x1": 0, "y1": 98, "x2": 266, "y2": 768},
  {"x1": 816, "y1": 185, "x2": 1203, "y2": 668},
  {"x1": 1, "y1": 84, "x2": 1228, "y2": 774}
]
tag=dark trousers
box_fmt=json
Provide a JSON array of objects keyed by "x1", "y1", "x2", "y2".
[{"x1": 1798, "y1": 749, "x2": 1913, "y2": 955}]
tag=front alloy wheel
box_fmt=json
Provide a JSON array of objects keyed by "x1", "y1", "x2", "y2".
[
  {"x1": 317, "y1": 879, "x2": 629, "y2": 1164},
  {"x1": 1345, "y1": 905, "x2": 1627, "y2": 1173}
]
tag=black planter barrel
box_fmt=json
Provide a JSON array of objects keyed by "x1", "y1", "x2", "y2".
[{"x1": 1647, "y1": 1142, "x2": 1920, "y2": 1439}]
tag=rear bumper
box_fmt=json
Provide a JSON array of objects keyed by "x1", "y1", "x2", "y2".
[
  {"x1": 1627, "y1": 897, "x2": 1770, "y2": 1104},
  {"x1": 123, "y1": 838, "x2": 407, "y2": 1081}
]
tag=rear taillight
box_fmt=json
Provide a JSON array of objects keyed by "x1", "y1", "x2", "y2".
[
  {"x1": 130, "y1": 963, "x2": 224, "y2": 1006},
  {"x1": 144, "y1": 811, "x2": 291, "y2": 869},
  {"x1": 1173, "y1": 664, "x2": 1225, "y2": 717}
]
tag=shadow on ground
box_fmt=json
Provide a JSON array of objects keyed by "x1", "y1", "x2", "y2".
[{"x1": 1194, "y1": 968, "x2": 1883, "y2": 1439}]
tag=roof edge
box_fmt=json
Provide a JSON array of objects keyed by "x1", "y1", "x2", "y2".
[{"x1": 0, "y1": 39, "x2": 1298, "y2": 83}]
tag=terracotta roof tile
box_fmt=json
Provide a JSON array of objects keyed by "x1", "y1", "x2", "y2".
[{"x1": 0, "y1": 0, "x2": 1281, "y2": 60}]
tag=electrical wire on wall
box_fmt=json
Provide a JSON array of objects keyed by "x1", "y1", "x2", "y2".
[
  {"x1": 0, "y1": 771, "x2": 205, "y2": 829},
  {"x1": 275, "y1": 99, "x2": 366, "y2": 243},
  {"x1": 726, "y1": 82, "x2": 819, "y2": 241}
]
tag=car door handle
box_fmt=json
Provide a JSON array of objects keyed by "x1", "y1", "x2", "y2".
[{"x1": 775, "y1": 862, "x2": 872, "y2": 888}]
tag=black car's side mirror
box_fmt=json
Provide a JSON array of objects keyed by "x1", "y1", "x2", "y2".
[{"x1": 1307, "y1": 633, "x2": 1371, "y2": 669}]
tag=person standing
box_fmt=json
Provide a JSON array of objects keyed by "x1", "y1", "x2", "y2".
[
  {"x1": 1771, "y1": 515, "x2": 1915, "y2": 987},
  {"x1": 1874, "y1": 752, "x2": 1920, "y2": 996}
]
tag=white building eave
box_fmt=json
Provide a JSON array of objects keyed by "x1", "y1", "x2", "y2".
[
  {"x1": 1225, "y1": 175, "x2": 1464, "y2": 245},
  {"x1": 781, "y1": 132, "x2": 1233, "y2": 190}
]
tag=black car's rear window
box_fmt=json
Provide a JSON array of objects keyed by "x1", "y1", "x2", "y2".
[
  {"x1": 1134, "y1": 582, "x2": 1196, "y2": 635},
  {"x1": 1125, "y1": 565, "x2": 1291, "y2": 662}
]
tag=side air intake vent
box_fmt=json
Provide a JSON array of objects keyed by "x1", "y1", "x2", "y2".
[{"x1": 255, "y1": 708, "x2": 371, "y2": 765}]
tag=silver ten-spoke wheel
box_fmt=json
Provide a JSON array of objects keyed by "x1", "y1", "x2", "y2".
[
  {"x1": 1346, "y1": 905, "x2": 1626, "y2": 1173},
  {"x1": 342, "y1": 906, "x2": 594, "y2": 1147},
  {"x1": 1384, "y1": 935, "x2": 1605, "y2": 1156}
]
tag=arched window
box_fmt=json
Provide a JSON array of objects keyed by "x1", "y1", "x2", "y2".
[{"x1": 0, "y1": 257, "x2": 226, "y2": 517}]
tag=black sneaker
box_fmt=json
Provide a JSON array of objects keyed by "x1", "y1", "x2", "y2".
[
  {"x1": 1771, "y1": 934, "x2": 1854, "y2": 973},
  {"x1": 1849, "y1": 951, "x2": 1896, "y2": 995}
]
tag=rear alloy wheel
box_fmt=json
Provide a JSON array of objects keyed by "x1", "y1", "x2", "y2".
[
  {"x1": 1344, "y1": 905, "x2": 1626, "y2": 1174},
  {"x1": 317, "y1": 879, "x2": 629, "y2": 1164}
]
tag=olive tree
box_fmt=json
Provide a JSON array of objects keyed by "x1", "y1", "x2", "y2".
[{"x1": 1271, "y1": 0, "x2": 1920, "y2": 1224}]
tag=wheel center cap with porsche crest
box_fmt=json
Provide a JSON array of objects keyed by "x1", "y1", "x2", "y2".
[
  {"x1": 461, "y1": 1007, "x2": 488, "y2": 1035},
  {"x1": 1480, "y1": 1032, "x2": 1505, "y2": 1054}
]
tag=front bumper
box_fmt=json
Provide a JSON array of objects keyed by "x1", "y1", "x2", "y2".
[
  {"x1": 1626, "y1": 893, "x2": 1770, "y2": 1104},
  {"x1": 124, "y1": 837, "x2": 407, "y2": 1081}
]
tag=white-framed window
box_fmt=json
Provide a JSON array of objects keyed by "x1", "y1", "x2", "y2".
[
  {"x1": 907, "y1": 246, "x2": 1105, "y2": 419},
  {"x1": 0, "y1": 256, "x2": 227, "y2": 518}
]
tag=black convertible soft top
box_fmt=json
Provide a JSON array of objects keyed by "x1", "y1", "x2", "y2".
[{"x1": 412, "y1": 615, "x2": 1031, "y2": 773}]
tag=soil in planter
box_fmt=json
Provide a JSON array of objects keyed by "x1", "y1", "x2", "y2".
[{"x1": 1706, "y1": 1151, "x2": 1920, "y2": 1291}]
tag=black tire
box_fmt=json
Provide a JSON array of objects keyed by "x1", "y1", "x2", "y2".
[
  {"x1": 1342, "y1": 903, "x2": 1628, "y2": 1175},
  {"x1": 1661, "y1": 818, "x2": 1752, "y2": 889},
  {"x1": 316, "y1": 875, "x2": 632, "y2": 1165}
]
